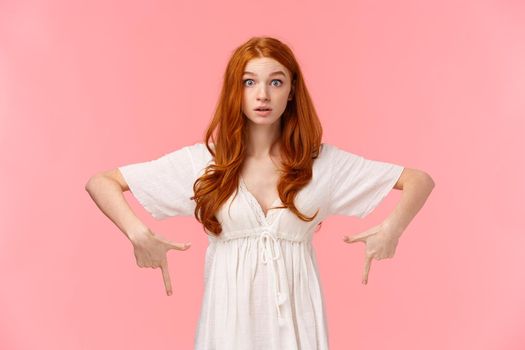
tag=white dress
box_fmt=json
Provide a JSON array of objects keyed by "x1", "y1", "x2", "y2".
[{"x1": 118, "y1": 142, "x2": 404, "y2": 350}]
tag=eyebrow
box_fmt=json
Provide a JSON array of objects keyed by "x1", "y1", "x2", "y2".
[{"x1": 243, "y1": 70, "x2": 287, "y2": 77}]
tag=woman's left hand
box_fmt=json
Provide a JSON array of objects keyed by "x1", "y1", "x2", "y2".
[{"x1": 343, "y1": 222, "x2": 402, "y2": 285}]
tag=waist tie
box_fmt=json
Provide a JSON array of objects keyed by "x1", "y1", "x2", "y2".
[{"x1": 257, "y1": 232, "x2": 287, "y2": 320}]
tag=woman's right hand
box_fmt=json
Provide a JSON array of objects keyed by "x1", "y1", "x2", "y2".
[{"x1": 130, "y1": 228, "x2": 192, "y2": 296}]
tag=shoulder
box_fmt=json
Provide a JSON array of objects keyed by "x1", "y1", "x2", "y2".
[
  {"x1": 315, "y1": 143, "x2": 364, "y2": 176},
  {"x1": 318, "y1": 142, "x2": 359, "y2": 161},
  {"x1": 155, "y1": 142, "x2": 212, "y2": 172},
  {"x1": 313, "y1": 142, "x2": 337, "y2": 170},
  {"x1": 179, "y1": 142, "x2": 212, "y2": 159}
]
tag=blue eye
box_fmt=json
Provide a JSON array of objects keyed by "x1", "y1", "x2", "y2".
[
  {"x1": 242, "y1": 79, "x2": 284, "y2": 87},
  {"x1": 243, "y1": 79, "x2": 254, "y2": 87}
]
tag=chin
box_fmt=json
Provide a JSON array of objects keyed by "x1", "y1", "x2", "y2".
[{"x1": 247, "y1": 116, "x2": 281, "y2": 125}]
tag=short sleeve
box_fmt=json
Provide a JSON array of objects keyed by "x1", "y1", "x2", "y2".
[
  {"x1": 327, "y1": 144, "x2": 404, "y2": 218},
  {"x1": 118, "y1": 143, "x2": 200, "y2": 220}
]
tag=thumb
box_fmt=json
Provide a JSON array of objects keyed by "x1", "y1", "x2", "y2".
[
  {"x1": 167, "y1": 240, "x2": 192, "y2": 251},
  {"x1": 155, "y1": 235, "x2": 192, "y2": 251},
  {"x1": 344, "y1": 229, "x2": 377, "y2": 244}
]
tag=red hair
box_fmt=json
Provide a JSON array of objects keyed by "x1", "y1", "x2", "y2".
[{"x1": 191, "y1": 36, "x2": 324, "y2": 236}]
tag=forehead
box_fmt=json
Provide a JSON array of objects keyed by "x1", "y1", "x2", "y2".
[{"x1": 243, "y1": 57, "x2": 289, "y2": 77}]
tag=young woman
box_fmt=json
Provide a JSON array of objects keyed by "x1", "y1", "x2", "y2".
[{"x1": 86, "y1": 36, "x2": 434, "y2": 350}]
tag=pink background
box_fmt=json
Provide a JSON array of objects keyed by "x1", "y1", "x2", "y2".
[{"x1": 1, "y1": 1, "x2": 524, "y2": 349}]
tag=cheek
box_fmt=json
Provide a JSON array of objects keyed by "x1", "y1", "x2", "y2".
[
  {"x1": 242, "y1": 92, "x2": 250, "y2": 108},
  {"x1": 279, "y1": 88, "x2": 291, "y2": 100},
  {"x1": 244, "y1": 89, "x2": 255, "y2": 101},
  {"x1": 277, "y1": 92, "x2": 290, "y2": 105}
]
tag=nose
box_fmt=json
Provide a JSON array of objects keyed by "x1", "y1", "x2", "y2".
[{"x1": 257, "y1": 85, "x2": 269, "y2": 101}]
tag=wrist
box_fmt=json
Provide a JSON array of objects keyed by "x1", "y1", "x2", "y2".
[
  {"x1": 126, "y1": 225, "x2": 151, "y2": 243},
  {"x1": 381, "y1": 219, "x2": 405, "y2": 239}
]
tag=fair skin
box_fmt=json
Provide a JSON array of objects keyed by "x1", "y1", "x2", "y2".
[
  {"x1": 85, "y1": 56, "x2": 434, "y2": 296},
  {"x1": 239, "y1": 57, "x2": 294, "y2": 216},
  {"x1": 85, "y1": 172, "x2": 189, "y2": 296},
  {"x1": 240, "y1": 57, "x2": 435, "y2": 285},
  {"x1": 345, "y1": 169, "x2": 434, "y2": 284}
]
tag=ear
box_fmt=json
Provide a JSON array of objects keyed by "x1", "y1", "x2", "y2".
[{"x1": 288, "y1": 83, "x2": 295, "y2": 100}]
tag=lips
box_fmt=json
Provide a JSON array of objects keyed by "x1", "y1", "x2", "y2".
[{"x1": 254, "y1": 106, "x2": 272, "y2": 111}]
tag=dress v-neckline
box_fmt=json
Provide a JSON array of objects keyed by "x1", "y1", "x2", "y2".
[{"x1": 239, "y1": 176, "x2": 281, "y2": 220}]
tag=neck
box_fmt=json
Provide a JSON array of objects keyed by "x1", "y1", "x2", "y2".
[{"x1": 245, "y1": 122, "x2": 281, "y2": 158}]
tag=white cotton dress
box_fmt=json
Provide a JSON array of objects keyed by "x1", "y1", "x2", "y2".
[{"x1": 118, "y1": 142, "x2": 404, "y2": 350}]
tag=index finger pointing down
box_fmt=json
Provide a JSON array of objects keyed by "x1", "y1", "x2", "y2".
[
  {"x1": 160, "y1": 259, "x2": 173, "y2": 296},
  {"x1": 362, "y1": 255, "x2": 372, "y2": 285}
]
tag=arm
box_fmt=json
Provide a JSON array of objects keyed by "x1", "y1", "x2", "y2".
[
  {"x1": 84, "y1": 169, "x2": 149, "y2": 242},
  {"x1": 85, "y1": 167, "x2": 192, "y2": 297},
  {"x1": 343, "y1": 167, "x2": 435, "y2": 285},
  {"x1": 383, "y1": 167, "x2": 435, "y2": 239}
]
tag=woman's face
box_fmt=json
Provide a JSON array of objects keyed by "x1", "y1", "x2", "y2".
[{"x1": 241, "y1": 57, "x2": 294, "y2": 126}]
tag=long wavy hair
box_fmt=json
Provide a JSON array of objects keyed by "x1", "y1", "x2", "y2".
[{"x1": 191, "y1": 36, "x2": 324, "y2": 236}]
